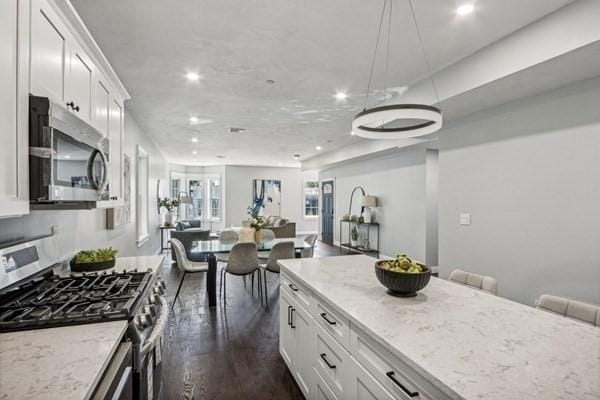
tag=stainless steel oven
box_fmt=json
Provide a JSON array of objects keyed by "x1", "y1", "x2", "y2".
[{"x1": 29, "y1": 95, "x2": 110, "y2": 207}]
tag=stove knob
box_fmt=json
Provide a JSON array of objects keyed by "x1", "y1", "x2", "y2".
[
  {"x1": 158, "y1": 279, "x2": 167, "y2": 290},
  {"x1": 153, "y1": 286, "x2": 165, "y2": 295},
  {"x1": 148, "y1": 294, "x2": 160, "y2": 304},
  {"x1": 144, "y1": 305, "x2": 157, "y2": 317},
  {"x1": 137, "y1": 314, "x2": 151, "y2": 328}
]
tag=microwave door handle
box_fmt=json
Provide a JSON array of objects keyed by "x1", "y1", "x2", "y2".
[
  {"x1": 87, "y1": 149, "x2": 108, "y2": 191},
  {"x1": 96, "y1": 150, "x2": 108, "y2": 192}
]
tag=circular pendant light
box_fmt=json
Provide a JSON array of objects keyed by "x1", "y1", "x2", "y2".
[
  {"x1": 352, "y1": 104, "x2": 442, "y2": 139},
  {"x1": 353, "y1": 0, "x2": 443, "y2": 140}
]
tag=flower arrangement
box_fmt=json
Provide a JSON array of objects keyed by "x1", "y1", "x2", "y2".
[
  {"x1": 159, "y1": 197, "x2": 179, "y2": 212},
  {"x1": 247, "y1": 205, "x2": 267, "y2": 231}
]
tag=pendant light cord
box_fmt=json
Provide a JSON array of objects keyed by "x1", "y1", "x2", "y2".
[
  {"x1": 384, "y1": 0, "x2": 392, "y2": 103},
  {"x1": 364, "y1": 0, "x2": 388, "y2": 110},
  {"x1": 407, "y1": 0, "x2": 440, "y2": 103}
]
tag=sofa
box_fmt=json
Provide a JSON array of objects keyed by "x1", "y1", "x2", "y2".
[
  {"x1": 263, "y1": 216, "x2": 296, "y2": 238},
  {"x1": 171, "y1": 220, "x2": 210, "y2": 263}
]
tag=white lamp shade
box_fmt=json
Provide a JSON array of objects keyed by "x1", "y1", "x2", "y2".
[{"x1": 361, "y1": 195, "x2": 377, "y2": 207}]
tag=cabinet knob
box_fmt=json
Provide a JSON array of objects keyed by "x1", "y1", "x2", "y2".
[
  {"x1": 74, "y1": 105, "x2": 80, "y2": 112},
  {"x1": 66, "y1": 101, "x2": 75, "y2": 109}
]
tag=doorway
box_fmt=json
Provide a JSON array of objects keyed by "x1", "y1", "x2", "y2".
[{"x1": 321, "y1": 180, "x2": 334, "y2": 244}]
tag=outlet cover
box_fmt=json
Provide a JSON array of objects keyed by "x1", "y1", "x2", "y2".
[{"x1": 460, "y1": 213, "x2": 471, "y2": 225}]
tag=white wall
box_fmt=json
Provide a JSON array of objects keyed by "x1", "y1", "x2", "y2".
[
  {"x1": 0, "y1": 111, "x2": 169, "y2": 260},
  {"x1": 439, "y1": 77, "x2": 600, "y2": 306},
  {"x1": 320, "y1": 149, "x2": 430, "y2": 261},
  {"x1": 225, "y1": 166, "x2": 318, "y2": 233}
]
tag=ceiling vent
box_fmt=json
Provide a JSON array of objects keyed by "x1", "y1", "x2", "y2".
[{"x1": 228, "y1": 127, "x2": 246, "y2": 133}]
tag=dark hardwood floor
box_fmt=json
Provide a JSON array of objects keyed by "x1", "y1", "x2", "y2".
[{"x1": 160, "y1": 240, "x2": 351, "y2": 400}]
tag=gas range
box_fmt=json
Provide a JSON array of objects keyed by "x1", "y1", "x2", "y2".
[{"x1": 0, "y1": 270, "x2": 153, "y2": 332}]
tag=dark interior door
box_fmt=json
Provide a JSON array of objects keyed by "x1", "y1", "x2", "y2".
[{"x1": 321, "y1": 181, "x2": 334, "y2": 243}]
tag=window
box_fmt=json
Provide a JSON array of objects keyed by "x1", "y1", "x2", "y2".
[
  {"x1": 136, "y1": 146, "x2": 149, "y2": 246},
  {"x1": 168, "y1": 172, "x2": 221, "y2": 220},
  {"x1": 303, "y1": 180, "x2": 319, "y2": 218},
  {"x1": 188, "y1": 179, "x2": 204, "y2": 219},
  {"x1": 209, "y1": 178, "x2": 220, "y2": 219}
]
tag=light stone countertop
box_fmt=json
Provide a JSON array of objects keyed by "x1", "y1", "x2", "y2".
[
  {"x1": 279, "y1": 255, "x2": 600, "y2": 400},
  {"x1": 0, "y1": 321, "x2": 128, "y2": 400}
]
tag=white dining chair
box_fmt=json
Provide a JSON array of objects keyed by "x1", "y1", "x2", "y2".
[
  {"x1": 536, "y1": 294, "x2": 600, "y2": 327},
  {"x1": 448, "y1": 269, "x2": 498, "y2": 295},
  {"x1": 171, "y1": 238, "x2": 208, "y2": 309},
  {"x1": 259, "y1": 241, "x2": 295, "y2": 308},
  {"x1": 257, "y1": 229, "x2": 276, "y2": 261},
  {"x1": 217, "y1": 229, "x2": 239, "y2": 262},
  {"x1": 299, "y1": 234, "x2": 318, "y2": 258},
  {"x1": 221, "y1": 242, "x2": 261, "y2": 304}
]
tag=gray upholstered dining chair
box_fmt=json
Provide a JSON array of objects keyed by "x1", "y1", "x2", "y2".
[
  {"x1": 535, "y1": 294, "x2": 600, "y2": 327},
  {"x1": 448, "y1": 269, "x2": 498, "y2": 295},
  {"x1": 257, "y1": 229, "x2": 276, "y2": 261},
  {"x1": 220, "y1": 242, "x2": 260, "y2": 304},
  {"x1": 217, "y1": 229, "x2": 239, "y2": 262},
  {"x1": 259, "y1": 241, "x2": 295, "y2": 308},
  {"x1": 298, "y1": 234, "x2": 318, "y2": 258},
  {"x1": 170, "y1": 238, "x2": 208, "y2": 310}
]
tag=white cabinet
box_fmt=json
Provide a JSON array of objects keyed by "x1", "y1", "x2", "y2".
[
  {"x1": 30, "y1": 0, "x2": 67, "y2": 103},
  {"x1": 93, "y1": 76, "x2": 110, "y2": 136},
  {"x1": 280, "y1": 290, "x2": 314, "y2": 399},
  {"x1": 67, "y1": 41, "x2": 93, "y2": 122},
  {"x1": 280, "y1": 272, "x2": 453, "y2": 400},
  {"x1": 108, "y1": 96, "x2": 124, "y2": 203},
  {"x1": 0, "y1": 0, "x2": 30, "y2": 217}
]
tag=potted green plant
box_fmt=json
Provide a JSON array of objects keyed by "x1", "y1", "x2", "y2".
[
  {"x1": 247, "y1": 206, "x2": 267, "y2": 243},
  {"x1": 70, "y1": 247, "x2": 118, "y2": 272},
  {"x1": 159, "y1": 197, "x2": 179, "y2": 226},
  {"x1": 351, "y1": 226, "x2": 359, "y2": 247}
]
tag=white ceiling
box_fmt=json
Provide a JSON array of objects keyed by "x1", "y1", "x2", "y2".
[{"x1": 71, "y1": 0, "x2": 574, "y2": 167}]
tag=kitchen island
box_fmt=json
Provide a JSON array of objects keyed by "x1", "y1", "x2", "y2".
[{"x1": 278, "y1": 255, "x2": 600, "y2": 400}]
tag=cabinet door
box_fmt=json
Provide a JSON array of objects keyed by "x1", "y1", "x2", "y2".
[
  {"x1": 293, "y1": 305, "x2": 314, "y2": 398},
  {"x1": 279, "y1": 292, "x2": 296, "y2": 369},
  {"x1": 109, "y1": 97, "x2": 123, "y2": 202},
  {"x1": 67, "y1": 42, "x2": 93, "y2": 122},
  {"x1": 352, "y1": 359, "x2": 396, "y2": 400},
  {"x1": 94, "y1": 77, "x2": 109, "y2": 136},
  {"x1": 30, "y1": 0, "x2": 67, "y2": 102},
  {"x1": 0, "y1": 0, "x2": 29, "y2": 217}
]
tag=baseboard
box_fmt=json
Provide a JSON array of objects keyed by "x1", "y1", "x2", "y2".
[{"x1": 297, "y1": 230, "x2": 318, "y2": 235}]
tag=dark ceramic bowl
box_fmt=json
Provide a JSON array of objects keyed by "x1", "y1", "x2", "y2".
[
  {"x1": 70, "y1": 258, "x2": 116, "y2": 273},
  {"x1": 374, "y1": 260, "x2": 431, "y2": 297}
]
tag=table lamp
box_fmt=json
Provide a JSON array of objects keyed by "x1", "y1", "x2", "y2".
[{"x1": 361, "y1": 195, "x2": 377, "y2": 223}]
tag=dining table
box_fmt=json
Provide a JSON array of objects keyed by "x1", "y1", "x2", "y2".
[{"x1": 190, "y1": 237, "x2": 313, "y2": 307}]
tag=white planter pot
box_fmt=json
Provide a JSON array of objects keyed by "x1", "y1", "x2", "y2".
[
  {"x1": 350, "y1": 239, "x2": 358, "y2": 247},
  {"x1": 164, "y1": 211, "x2": 173, "y2": 226}
]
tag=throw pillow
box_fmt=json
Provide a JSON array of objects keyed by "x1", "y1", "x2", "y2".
[{"x1": 274, "y1": 218, "x2": 287, "y2": 227}]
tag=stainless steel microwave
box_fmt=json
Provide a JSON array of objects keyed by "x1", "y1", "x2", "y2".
[{"x1": 29, "y1": 95, "x2": 110, "y2": 208}]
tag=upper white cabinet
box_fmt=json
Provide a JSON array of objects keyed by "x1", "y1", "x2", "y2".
[
  {"x1": 93, "y1": 75, "x2": 110, "y2": 135},
  {"x1": 67, "y1": 41, "x2": 93, "y2": 122},
  {"x1": 0, "y1": 0, "x2": 30, "y2": 218},
  {"x1": 108, "y1": 96, "x2": 124, "y2": 204}
]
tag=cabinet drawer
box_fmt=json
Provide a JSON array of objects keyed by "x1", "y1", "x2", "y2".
[
  {"x1": 316, "y1": 300, "x2": 350, "y2": 350},
  {"x1": 281, "y1": 273, "x2": 313, "y2": 312},
  {"x1": 350, "y1": 328, "x2": 452, "y2": 400},
  {"x1": 314, "y1": 367, "x2": 340, "y2": 400},
  {"x1": 315, "y1": 325, "x2": 351, "y2": 400}
]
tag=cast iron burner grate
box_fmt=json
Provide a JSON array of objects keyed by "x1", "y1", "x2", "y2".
[{"x1": 0, "y1": 270, "x2": 152, "y2": 332}]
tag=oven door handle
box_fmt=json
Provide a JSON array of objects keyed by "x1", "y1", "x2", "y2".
[{"x1": 141, "y1": 296, "x2": 169, "y2": 355}]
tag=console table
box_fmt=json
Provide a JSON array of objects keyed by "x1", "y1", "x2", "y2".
[{"x1": 339, "y1": 220, "x2": 379, "y2": 257}]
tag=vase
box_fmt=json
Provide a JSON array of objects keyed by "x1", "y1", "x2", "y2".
[
  {"x1": 164, "y1": 211, "x2": 173, "y2": 226},
  {"x1": 254, "y1": 229, "x2": 262, "y2": 244}
]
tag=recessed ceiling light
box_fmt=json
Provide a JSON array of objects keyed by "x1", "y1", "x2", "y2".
[
  {"x1": 228, "y1": 127, "x2": 246, "y2": 133},
  {"x1": 456, "y1": 3, "x2": 474, "y2": 15},
  {"x1": 189, "y1": 116, "x2": 212, "y2": 125},
  {"x1": 185, "y1": 72, "x2": 201, "y2": 82},
  {"x1": 334, "y1": 91, "x2": 348, "y2": 101},
  {"x1": 265, "y1": 79, "x2": 275, "y2": 84},
  {"x1": 216, "y1": 155, "x2": 225, "y2": 159},
  {"x1": 192, "y1": 151, "x2": 197, "y2": 155},
  {"x1": 293, "y1": 154, "x2": 300, "y2": 160},
  {"x1": 191, "y1": 137, "x2": 198, "y2": 143},
  {"x1": 278, "y1": 162, "x2": 283, "y2": 166},
  {"x1": 315, "y1": 146, "x2": 322, "y2": 151},
  {"x1": 64, "y1": 155, "x2": 71, "y2": 159}
]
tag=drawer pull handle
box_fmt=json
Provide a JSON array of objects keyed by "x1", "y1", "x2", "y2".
[
  {"x1": 386, "y1": 371, "x2": 419, "y2": 398},
  {"x1": 320, "y1": 312, "x2": 337, "y2": 325},
  {"x1": 320, "y1": 353, "x2": 336, "y2": 369},
  {"x1": 287, "y1": 305, "x2": 292, "y2": 326},
  {"x1": 290, "y1": 308, "x2": 296, "y2": 328},
  {"x1": 288, "y1": 283, "x2": 299, "y2": 292}
]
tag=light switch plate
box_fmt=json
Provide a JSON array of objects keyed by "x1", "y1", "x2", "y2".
[{"x1": 460, "y1": 213, "x2": 471, "y2": 225}]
